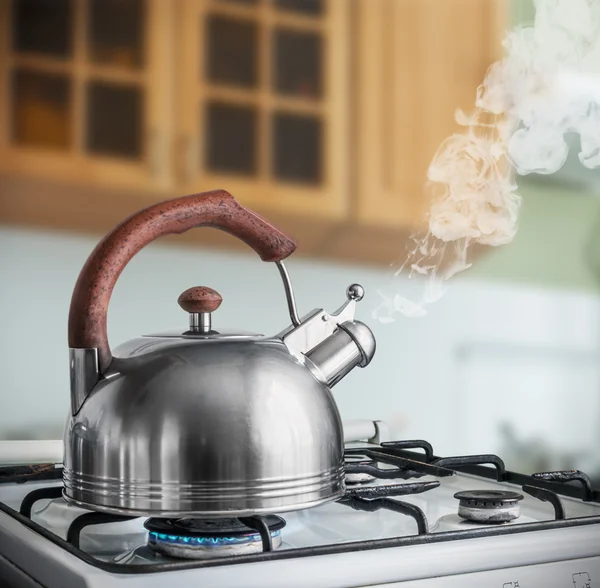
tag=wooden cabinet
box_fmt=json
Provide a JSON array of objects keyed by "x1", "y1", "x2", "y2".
[
  {"x1": 0, "y1": 0, "x2": 506, "y2": 265},
  {"x1": 322, "y1": 0, "x2": 506, "y2": 264},
  {"x1": 0, "y1": 0, "x2": 172, "y2": 192},
  {"x1": 354, "y1": 0, "x2": 506, "y2": 230}
]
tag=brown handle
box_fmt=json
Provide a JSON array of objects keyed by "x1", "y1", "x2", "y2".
[
  {"x1": 68, "y1": 190, "x2": 296, "y2": 371},
  {"x1": 178, "y1": 286, "x2": 222, "y2": 313}
]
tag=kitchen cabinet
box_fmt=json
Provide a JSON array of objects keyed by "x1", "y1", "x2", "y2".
[
  {"x1": 353, "y1": 0, "x2": 506, "y2": 230},
  {"x1": 0, "y1": 0, "x2": 172, "y2": 191},
  {"x1": 176, "y1": 0, "x2": 349, "y2": 222},
  {"x1": 318, "y1": 0, "x2": 507, "y2": 264},
  {"x1": 0, "y1": 0, "x2": 506, "y2": 265}
]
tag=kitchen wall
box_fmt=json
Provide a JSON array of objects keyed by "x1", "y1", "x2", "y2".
[
  {"x1": 471, "y1": 177, "x2": 600, "y2": 291},
  {"x1": 2, "y1": 173, "x2": 600, "y2": 476}
]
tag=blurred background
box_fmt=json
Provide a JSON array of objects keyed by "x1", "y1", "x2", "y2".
[{"x1": 0, "y1": 0, "x2": 599, "y2": 482}]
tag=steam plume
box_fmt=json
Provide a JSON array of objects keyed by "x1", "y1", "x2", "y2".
[{"x1": 375, "y1": 0, "x2": 600, "y2": 322}]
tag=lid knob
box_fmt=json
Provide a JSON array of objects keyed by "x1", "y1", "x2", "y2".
[
  {"x1": 178, "y1": 287, "x2": 222, "y2": 314},
  {"x1": 178, "y1": 287, "x2": 222, "y2": 333}
]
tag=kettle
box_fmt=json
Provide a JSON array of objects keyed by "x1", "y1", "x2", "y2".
[{"x1": 64, "y1": 190, "x2": 376, "y2": 517}]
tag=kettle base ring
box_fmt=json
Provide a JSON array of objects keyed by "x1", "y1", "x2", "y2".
[
  {"x1": 62, "y1": 489, "x2": 345, "y2": 518},
  {"x1": 62, "y1": 465, "x2": 345, "y2": 518}
]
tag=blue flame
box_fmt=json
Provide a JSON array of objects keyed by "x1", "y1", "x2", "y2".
[{"x1": 149, "y1": 530, "x2": 281, "y2": 546}]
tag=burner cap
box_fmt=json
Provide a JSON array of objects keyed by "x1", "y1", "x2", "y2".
[
  {"x1": 454, "y1": 490, "x2": 524, "y2": 523},
  {"x1": 144, "y1": 516, "x2": 285, "y2": 560}
]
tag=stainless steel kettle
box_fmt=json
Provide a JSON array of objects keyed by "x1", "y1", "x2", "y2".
[{"x1": 64, "y1": 190, "x2": 376, "y2": 517}]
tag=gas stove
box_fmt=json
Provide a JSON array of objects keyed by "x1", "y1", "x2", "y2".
[{"x1": 1, "y1": 420, "x2": 599, "y2": 588}]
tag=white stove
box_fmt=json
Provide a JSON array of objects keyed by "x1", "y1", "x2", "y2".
[{"x1": 1, "y1": 420, "x2": 599, "y2": 588}]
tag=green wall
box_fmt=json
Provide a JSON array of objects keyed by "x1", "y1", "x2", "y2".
[
  {"x1": 470, "y1": 0, "x2": 600, "y2": 292},
  {"x1": 511, "y1": 0, "x2": 535, "y2": 25},
  {"x1": 470, "y1": 178, "x2": 600, "y2": 291}
]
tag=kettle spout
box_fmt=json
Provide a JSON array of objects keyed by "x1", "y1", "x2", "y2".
[
  {"x1": 278, "y1": 281, "x2": 376, "y2": 388},
  {"x1": 70, "y1": 348, "x2": 99, "y2": 415},
  {"x1": 305, "y1": 320, "x2": 376, "y2": 388}
]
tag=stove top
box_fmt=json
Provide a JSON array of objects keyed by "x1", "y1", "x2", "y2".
[{"x1": 1, "y1": 420, "x2": 600, "y2": 587}]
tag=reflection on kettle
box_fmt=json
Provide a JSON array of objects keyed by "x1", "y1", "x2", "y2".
[{"x1": 64, "y1": 190, "x2": 376, "y2": 518}]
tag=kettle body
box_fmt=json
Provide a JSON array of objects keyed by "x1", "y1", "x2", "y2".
[
  {"x1": 64, "y1": 191, "x2": 375, "y2": 517},
  {"x1": 64, "y1": 335, "x2": 344, "y2": 516}
]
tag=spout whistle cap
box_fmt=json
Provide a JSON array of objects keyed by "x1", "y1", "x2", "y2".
[{"x1": 339, "y1": 321, "x2": 376, "y2": 367}]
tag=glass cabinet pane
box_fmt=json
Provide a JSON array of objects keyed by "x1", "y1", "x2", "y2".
[
  {"x1": 206, "y1": 15, "x2": 258, "y2": 88},
  {"x1": 274, "y1": 0, "x2": 323, "y2": 16},
  {"x1": 273, "y1": 29, "x2": 322, "y2": 99},
  {"x1": 86, "y1": 82, "x2": 143, "y2": 158},
  {"x1": 273, "y1": 112, "x2": 321, "y2": 183},
  {"x1": 12, "y1": 69, "x2": 72, "y2": 149},
  {"x1": 88, "y1": 0, "x2": 145, "y2": 69},
  {"x1": 205, "y1": 102, "x2": 257, "y2": 174},
  {"x1": 12, "y1": 0, "x2": 73, "y2": 58}
]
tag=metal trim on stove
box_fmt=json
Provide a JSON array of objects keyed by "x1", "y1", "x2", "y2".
[{"x1": 0, "y1": 552, "x2": 46, "y2": 588}]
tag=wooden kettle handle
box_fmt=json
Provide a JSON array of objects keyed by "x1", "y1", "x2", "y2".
[{"x1": 68, "y1": 190, "x2": 297, "y2": 371}]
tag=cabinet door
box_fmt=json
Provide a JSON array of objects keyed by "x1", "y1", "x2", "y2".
[
  {"x1": 0, "y1": 0, "x2": 171, "y2": 192},
  {"x1": 176, "y1": 0, "x2": 349, "y2": 221},
  {"x1": 354, "y1": 0, "x2": 506, "y2": 229}
]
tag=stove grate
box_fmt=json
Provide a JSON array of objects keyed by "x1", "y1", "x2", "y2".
[
  {"x1": 343, "y1": 460, "x2": 427, "y2": 480},
  {"x1": 531, "y1": 470, "x2": 595, "y2": 501},
  {"x1": 344, "y1": 448, "x2": 454, "y2": 478},
  {"x1": 522, "y1": 485, "x2": 565, "y2": 520},
  {"x1": 238, "y1": 516, "x2": 277, "y2": 553},
  {"x1": 0, "y1": 463, "x2": 62, "y2": 484},
  {"x1": 358, "y1": 442, "x2": 600, "y2": 503},
  {"x1": 19, "y1": 485, "x2": 63, "y2": 517},
  {"x1": 339, "y1": 496, "x2": 429, "y2": 535},
  {"x1": 67, "y1": 512, "x2": 138, "y2": 549},
  {"x1": 343, "y1": 480, "x2": 439, "y2": 499}
]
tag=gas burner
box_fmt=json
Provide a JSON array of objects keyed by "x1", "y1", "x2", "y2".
[
  {"x1": 144, "y1": 516, "x2": 286, "y2": 560},
  {"x1": 454, "y1": 490, "x2": 524, "y2": 523}
]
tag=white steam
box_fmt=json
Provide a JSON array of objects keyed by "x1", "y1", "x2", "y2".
[{"x1": 375, "y1": 0, "x2": 600, "y2": 322}]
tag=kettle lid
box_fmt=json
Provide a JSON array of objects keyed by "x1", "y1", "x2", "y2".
[{"x1": 145, "y1": 286, "x2": 263, "y2": 340}]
